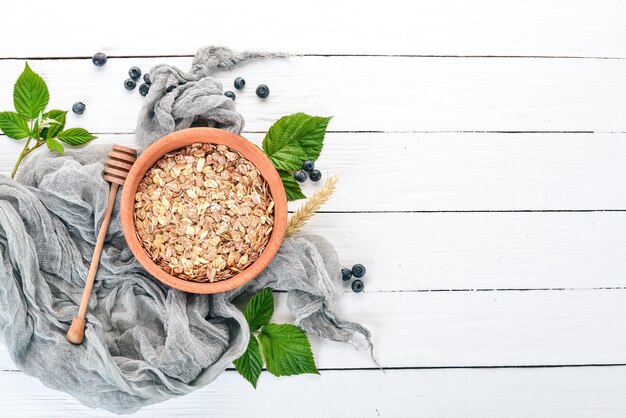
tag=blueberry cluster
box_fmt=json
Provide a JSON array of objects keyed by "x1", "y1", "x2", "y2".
[
  {"x1": 123, "y1": 66, "x2": 152, "y2": 97},
  {"x1": 342, "y1": 264, "x2": 366, "y2": 293},
  {"x1": 223, "y1": 77, "x2": 270, "y2": 101},
  {"x1": 90, "y1": 55, "x2": 270, "y2": 105},
  {"x1": 294, "y1": 160, "x2": 322, "y2": 183}
]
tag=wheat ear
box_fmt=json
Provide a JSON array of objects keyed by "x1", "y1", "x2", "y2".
[{"x1": 286, "y1": 175, "x2": 337, "y2": 237}]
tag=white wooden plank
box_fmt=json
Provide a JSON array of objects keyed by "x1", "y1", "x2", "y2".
[
  {"x1": 302, "y1": 212, "x2": 626, "y2": 291},
  {"x1": 1, "y1": 1, "x2": 626, "y2": 58},
  {"x1": 2, "y1": 366, "x2": 626, "y2": 417},
  {"x1": 0, "y1": 206, "x2": 623, "y2": 293},
  {"x1": 4, "y1": 290, "x2": 626, "y2": 371},
  {"x1": 4, "y1": 132, "x2": 626, "y2": 211},
  {"x1": 0, "y1": 57, "x2": 624, "y2": 133}
]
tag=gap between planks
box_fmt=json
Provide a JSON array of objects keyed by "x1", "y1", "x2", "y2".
[
  {"x1": 7, "y1": 362, "x2": 626, "y2": 373},
  {"x1": 8, "y1": 131, "x2": 626, "y2": 136},
  {"x1": 1, "y1": 54, "x2": 625, "y2": 61}
]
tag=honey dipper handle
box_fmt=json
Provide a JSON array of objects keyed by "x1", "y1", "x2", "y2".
[{"x1": 66, "y1": 183, "x2": 119, "y2": 345}]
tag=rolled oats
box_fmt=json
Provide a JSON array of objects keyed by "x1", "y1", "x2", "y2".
[{"x1": 134, "y1": 143, "x2": 274, "y2": 282}]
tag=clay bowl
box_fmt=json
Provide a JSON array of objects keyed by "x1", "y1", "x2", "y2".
[{"x1": 120, "y1": 128, "x2": 287, "y2": 294}]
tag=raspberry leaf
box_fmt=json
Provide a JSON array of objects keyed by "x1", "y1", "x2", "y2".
[
  {"x1": 13, "y1": 62, "x2": 49, "y2": 119},
  {"x1": 262, "y1": 113, "x2": 330, "y2": 172},
  {"x1": 278, "y1": 170, "x2": 306, "y2": 201},
  {"x1": 57, "y1": 128, "x2": 96, "y2": 146},
  {"x1": 0, "y1": 111, "x2": 30, "y2": 140},
  {"x1": 258, "y1": 323, "x2": 319, "y2": 377},
  {"x1": 46, "y1": 138, "x2": 64, "y2": 155},
  {"x1": 244, "y1": 287, "x2": 274, "y2": 331},
  {"x1": 233, "y1": 334, "x2": 263, "y2": 388}
]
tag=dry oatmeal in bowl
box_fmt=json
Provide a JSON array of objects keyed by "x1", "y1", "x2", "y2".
[
  {"x1": 134, "y1": 143, "x2": 275, "y2": 283},
  {"x1": 120, "y1": 128, "x2": 287, "y2": 294}
]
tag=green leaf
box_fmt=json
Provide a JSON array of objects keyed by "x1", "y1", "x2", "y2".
[
  {"x1": 57, "y1": 128, "x2": 96, "y2": 146},
  {"x1": 278, "y1": 170, "x2": 306, "y2": 201},
  {"x1": 233, "y1": 334, "x2": 263, "y2": 388},
  {"x1": 0, "y1": 111, "x2": 30, "y2": 139},
  {"x1": 262, "y1": 113, "x2": 331, "y2": 171},
  {"x1": 13, "y1": 62, "x2": 49, "y2": 119},
  {"x1": 243, "y1": 288, "x2": 274, "y2": 331},
  {"x1": 46, "y1": 138, "x2": 64, "y2": 154},
  {"x1": 258, "y1": 323, "x2": 319, "y2": 377},
  {"x1": 40, "y1": 110, "x2": 67, "y2": 139}
]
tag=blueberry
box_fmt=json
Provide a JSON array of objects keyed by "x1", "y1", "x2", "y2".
[
  {"x1": 224, "y1": 91, "x2": 236, "y2": 100},
  {"x1": 294, "y1": 170, "x2": 307, "y2": 183},
  {"x1": 352, "y1": 264, "x2": 366, "y2": 278},
  {"x1": 71, "y1": 102, "x2": 86, "y2": 115},
  {"x1": 351, "y1": 279, "x2": 364, "y2": 293},
  {"x1": 92, "y1": 52, "x2": 107, "y2": 67},
  {"x1": 302, "y1": 160, "x2": 315, "y2": 172},
  {"x1": 128, "y1": 66, "x2": 142, "y2": 80},
  {"x1": 341, "y1": 268, "x2": 353, "y2": 281},
  {"x1": 166, "y1": 84, "x2": 177, "y2": 93},
  {"x1": 256, "y1": 84, "x2": 270, "y2": 99},
  {"x1": 124, "y1": 79, "x2": 136, "y2": 90},
  {"x1": 234, "y1": 77, "x2": 245, "y2": 90},
  {"x1": 139, "y1": 83, "x2": 150, "y2": 97},
  {"x1": 143, "y1": 73, "x2": 151, "y2": 85},
  {"x1": 309, "y1": 169, "x2": 322, "y2": 182}
]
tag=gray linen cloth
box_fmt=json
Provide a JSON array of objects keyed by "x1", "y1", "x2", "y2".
[{"x1": 0, "y1": 46, "x2": 372, "y2": 414}]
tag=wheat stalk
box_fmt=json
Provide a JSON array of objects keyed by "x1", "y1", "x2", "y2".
[{"x1": 286, "y1": 175, "x2": 337, "y2": 236}]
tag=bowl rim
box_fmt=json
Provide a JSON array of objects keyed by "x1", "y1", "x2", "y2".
[{"x1": 120, "y1": 127, "x2": 287, "y2": 294}]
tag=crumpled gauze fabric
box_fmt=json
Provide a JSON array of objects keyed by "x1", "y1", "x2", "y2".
[{"x1": 0, "y1": 46, "x2": 373, "y2": 414}]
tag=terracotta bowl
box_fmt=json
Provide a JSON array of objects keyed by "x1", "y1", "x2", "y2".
[{"x1": 120, "y1": 128, "x2": 287, "y2": 294}]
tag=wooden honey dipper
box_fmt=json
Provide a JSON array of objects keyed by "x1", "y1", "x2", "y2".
[{"x1": 66, "y1": 145, "x2": 137, "y2": 345}]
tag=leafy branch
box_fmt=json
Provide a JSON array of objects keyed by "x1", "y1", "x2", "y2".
[
  {"x1": 0, "y1": 62, "x2": 96, "y2": 178},
  {"x1": 234, "y1": 288, "x2": 319, "y2": 388}
]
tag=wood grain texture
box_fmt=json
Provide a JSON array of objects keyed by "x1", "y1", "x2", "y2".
[
  {"x1": 0, "y1": 57, "x2": 625, "y2": 134},
  {"x1": 3, "y1": 367, "x2": 626, "y2": 418},
  {"x1": 1, "y1": 0, "x2": 626, "y2": 57},
  {"x1": 5, "y1": 291, "x2": 626, "y2": 371}
]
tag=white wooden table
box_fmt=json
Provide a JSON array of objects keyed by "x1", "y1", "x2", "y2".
[{"x1": 1, "y1": 1, "x2": 626, "y2": 416}]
